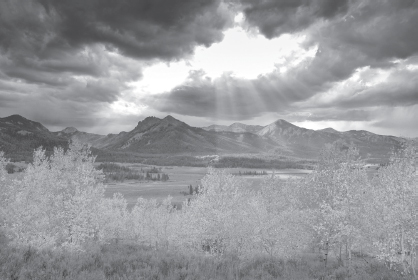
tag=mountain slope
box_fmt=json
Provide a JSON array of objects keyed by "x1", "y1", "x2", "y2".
[
  {"x1": 256, "y1": 119, "x2": 405, "y2": 160},
  {"x1": 101, "y1": 116, "x2": 276, "y2": 154},
  {"x1": 54, "y1": 127, "x2": 126, "y2": 149},
  {"x1": 257, "y1": 119, "x2": 343, "y2": 157},
  {"x1": 0, "y1": 115, "x2": 68, "y2": 161}
]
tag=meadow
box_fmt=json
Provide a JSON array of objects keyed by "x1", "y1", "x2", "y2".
[{"x1": 101, "y1": 164, "x2": 311, "y2": 208}]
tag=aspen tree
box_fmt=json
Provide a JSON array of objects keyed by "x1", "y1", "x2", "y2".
[
  {"x1": 2, "y1": 142, "x2": 105, "y2": 249},
  {"x1": 369, "y1": 142, "x2": 417, "y2": 277}
]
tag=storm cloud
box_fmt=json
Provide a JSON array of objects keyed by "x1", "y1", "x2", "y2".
[
  {"x1": 240, "y1": 0, "x2": 350, "y2": 38},
  {"x1": 148, "y1": 0, "x2": 418, "y2": 136},
  {"x1": 0, "y1": 0, "x2": 417, "y2": 137}
]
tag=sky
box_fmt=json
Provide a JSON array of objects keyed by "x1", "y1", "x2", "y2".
[{"x1": 0, "y1": 0, "x2": 417, "y2": 137}]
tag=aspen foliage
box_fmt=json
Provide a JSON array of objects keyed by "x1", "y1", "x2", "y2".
[
  {"x1": 367, "y1": 142, "x2": 417, "y2": 276},
  {"x1": 1, "y1": 142, "x2": 105, "y2": 249},
  {"x1": 247, "y1": 175, "x2": 313, "y2": 258},
  {"x1": 130, "y1": 197, "x2": 176, "y2": 249},
  {"x1": 180, "y1": 168, "x2": 252, "y2": 255},
  {"x1": 98, "y1": 193, "x2": 130, "y2": 243},
  {"x1": 288, "y1": 143, "x2": 371, "y2": 272}
]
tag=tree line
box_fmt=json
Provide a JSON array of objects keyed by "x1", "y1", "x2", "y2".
[
  {"x1": 96, "y1": 162, "x2": 169, "y2": 182},
  {"x1": 233, "y1": 170, "x2": 268, "y2": 176}
]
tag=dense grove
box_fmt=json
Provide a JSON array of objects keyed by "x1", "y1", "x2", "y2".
[{"x1": 0, "y1": 141, "x2": 416, "y2": 279}]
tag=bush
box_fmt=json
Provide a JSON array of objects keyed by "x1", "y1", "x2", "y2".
[{"x1": 0, "y1": 242, "x2": 408, "y2": 280}]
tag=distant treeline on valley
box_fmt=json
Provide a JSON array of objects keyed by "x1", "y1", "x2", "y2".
[{"x1": 97, "y1": 163, "x2": 169, "y2": 182}]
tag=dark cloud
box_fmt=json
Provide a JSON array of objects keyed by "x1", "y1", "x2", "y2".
[
  {"x1": 239, "y1": 0, "x2": 349, "y2": 38},
  {"x1": 0, "y1": 90, "x2": 122, "y2": 133},
  {"x1": 0, "y1": 0, "x2": 232, "y2": 60},
  {"x1": 0, "y1": 0, "x2": 417, "y2": 137},
  {"x1": 150, "y1": 0, "x2": 418, "y2": 127},
  {"x1": 0, "y1": 0, "x2": 233, "y2": 115},
  {"x1": 306, "y1": 66, "x2": 418, "y2": 110},
  {"x1": 314, "y1": 1, "x2": 418, "y2": 61}
]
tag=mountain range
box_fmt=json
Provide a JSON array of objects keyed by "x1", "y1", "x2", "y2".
[{"x1": 0, "y1": 114, "x2": 410, "y2": 162}]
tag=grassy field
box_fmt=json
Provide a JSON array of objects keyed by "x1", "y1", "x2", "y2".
[{"x1": 102, "y1": 165, "x2": 312, "y2": 208}]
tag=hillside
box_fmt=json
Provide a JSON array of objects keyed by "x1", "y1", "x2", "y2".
[
  {"x1": 54, "y1": 127, "x2": 126, "y2": 149},
  {"x1": 99, "y1": 116, "x2": 276, "y2": 154},
  {"x1": 256, "y1": 119, "x2": 405, "y2": 160},
  {"x1": 0, "y1": 115, "x2": 68, "y2": 161}
]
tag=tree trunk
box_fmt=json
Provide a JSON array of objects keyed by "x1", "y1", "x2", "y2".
[
  {"x1": 347, "y1": 241, "x2": 352, "y2": 279},
  {"x1": 400, "y1": 225, "x2": 407, "y2": 275},
  {"x1": 411, "y1": 247, "x2": 417, "y2": 280},
  {"x1": 324, "y1": 240, "x2": 329, "y2": 268},
  {"x1": 411, "y1": 256, "x2": 416, "y2": 280}
]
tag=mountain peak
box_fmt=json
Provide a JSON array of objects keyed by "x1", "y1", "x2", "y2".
[
  {"x1": 61, "y1": 127, "x2": 78, "y2": 134},
  {"x1": 257, "y1": 118, "x2": 304, "y2": 137},
  {"x1": 319, "y1": 127, "x2": 339, "y2": 134},
  {"x1": 274, "y1": 119, "x2": 295, "y2": 127},
  {"x1": 2, "y1": 114, "x2": 29, "y2": 122},
  {"x1": 0, "y1": 114, "x2": 49, "y2": 132},
  {"x1": 164, "y1": 115, "x2": 175, "y2": 120},
  {"x1": 134, "y1": 116, "x2": 162, "y2": 131},
  {"x1": 163, "y1": 115, "x2": 181, "y2": 123}
]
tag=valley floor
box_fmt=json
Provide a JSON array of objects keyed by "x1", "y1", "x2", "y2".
[{"x1": 102, "y1": 165, "x2": 311, "y2": 208}]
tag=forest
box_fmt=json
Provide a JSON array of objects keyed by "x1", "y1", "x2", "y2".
[{"x1": 0, "y1": 141, "x2": 416, "y2": 279}]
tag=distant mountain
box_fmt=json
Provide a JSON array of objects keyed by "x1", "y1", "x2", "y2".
[
  {"x1": 202, "y1": 124, "x2": 228, "y2": 132},
  {"x1": 203, "y1": 123, "x2": 264, "y2": 134},
  {"x1": 0, "y1": 114, "x2": 49, "y2": 132},
  {"x1": 0, "y1": 114, "x2": 409, "y2": 162},
  {"x1": 256, "y1": 119, "x2": 341, "y2": 158},
  {"x1": 54, "y1": 127, "x2": 125, "y2": 149},
  {"x1": 341, "y1": 130, "x2": 403, "y2": 160},
  {"x1": 318, "y1": 127, "x2": 340, "y2": 134},
  {"x1": 0, "y1": 115, "x2": 67, "y2": 161},
  {"x1": 256, "y1": 119, "x2": 404, "y2": 160},
  {"x1": 98, "y1": 115, "x2": 276, "y2": 154}
]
